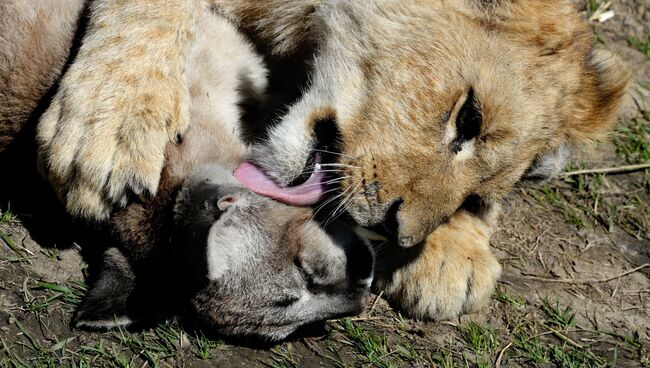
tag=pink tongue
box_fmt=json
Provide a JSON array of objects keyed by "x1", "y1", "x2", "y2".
[{"x1": 234, "y1": 162, "x2": 326, "y2": 206}]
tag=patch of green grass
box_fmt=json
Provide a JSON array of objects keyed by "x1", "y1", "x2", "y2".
[
  {"x1": 192, "y1": 331, "x2": 222, "y2": 360},
  {"x1": 551, "y1": 344, "x2": 608, "y2": 368},
  {"x1": 12, "y1": 319, "x2": 58, "y2": 367},
  {"x1": 527, "y1": 114, "x2": 649, "y2": 237},
  {"x1": 494, "y1": 287, "x2": 526, "y2": 309},
  {"x1": 25, "y1": 280, "x2": 87, "y2": 314},
  {"x1": 153, "y1": 323, "x2": 186, "y2": 355},
  {"x1": 338, "y1": 318, "x2": 395, "y2": 368},
  {"x1": 504, "y1": 315, "x2": 551, "y2": 365},
  {"x1": 39, "y1": 248, "x2": 60, "y2": 260},
  {"x1": 336, "y1": 318, "x2": 427, "y2": 368},
  {"x1": 0, "y1": 230, "x2": 21, "y2": 256},
  {"x1": 628, "y1": 35, "x2": 650, "y2": 57},
  {"x1": 614, "y1": 195, "x2": 650, "y2": 239},
  {"x1": 608, "y1": 116, "x2": 650, "y2": 238},
  {"x1": 1, "y1": 319, "x2": 231, "y2": 368},
  {"x1": 502, "y1": 303, "x2": 637, "y2": 367},
  {"x1": 323, "y1": 339, "x2": 355, "y2": 368},
  {"x1": 530, "y1": 149, "x2": 649, "y2": 238},
  {"x1": 1, "y1": 319, "x2": 104, "y2": 368},
  {"x1": 616, "y1": 117, "x2": 650, "y2": 165},
  {"x1": 580, "y1": 317, "x2": 648, "y2": 366},
  {"x1": 2, "y1": 289, "x2": 238, "y2": 368},
  {"x1": 541, "y1": 298, "x2": 576, "y2": 330},
  {"x1": 459, "y1": 322, "x2": 499, "y2": 356},
  {"x1": 514, "y1": 332, "x2": 549, "y2": 364},
  {"x1": 35, "y1": 281, "x2": 86, "y2": 307},
  {"x1": 0, "y1": 205, "x2": 20, "y2": 257},
  {"x1": 529, "y1": 184, "x2": 588, "y2": 230},
  {"x1": 114, "y1": 328, "x2": 164, "y2": 367},
  {"x1": 641, "y1": 355, "x2": 650, "y2": 368},
  {"x1": 0, "y1": 206, "x2": 31, "y2": 263},
  {"x1": 458, "y1": 321, "x2": 499, "y2": 367},
  {"x1": 431, "y1": 350, "x2": 457, "y2": 368},
  {"x1": 585, "y1": 0, "x2": 602, "y2": 14},
  {"x1": 78, "y1": 339, "x2": 134, "y2": 367},
  {"x1": 266, "y1": 344, "x2": 301, "y2": 368},
  {"x1": 0, "y1": 206, "x2": 16, "y2": 225}
]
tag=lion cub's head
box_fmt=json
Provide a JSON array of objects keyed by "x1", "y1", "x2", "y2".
[{"x1": 247, "y1": 0, "x2": 630, "y2": 247}]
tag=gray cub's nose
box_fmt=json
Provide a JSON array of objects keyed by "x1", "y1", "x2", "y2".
[
  {"x1": 190, "y1": 182, "x2": 248, "y2": 207},
  {"x1": 212, "y1": 185, "x2": 249, "y2": 210}
]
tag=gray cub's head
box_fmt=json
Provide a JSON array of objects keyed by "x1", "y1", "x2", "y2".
[
  {"x1": 76, "y1": 165, "x2": 373, "y2": 342},
  {"x1": 176, "y1": 165, "x2": 373, "y2": 340}
]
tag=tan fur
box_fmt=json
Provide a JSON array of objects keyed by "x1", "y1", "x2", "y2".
[
  {"x1": 375, "y1": 207, "x2": 502, "y2": 320},
  {"x1": 36, "y1": 0, "x2": 198, "y2": 219},
  {"x1": 0, "y1": 0, "x2": 83, "y2": 152},
  {"x1": 31, "y1": 0, "x2": 630, "y2": 321}
]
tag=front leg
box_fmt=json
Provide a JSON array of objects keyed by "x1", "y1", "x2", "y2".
[
  {"x1": 374, "y1": 208, "x2": 502, "y2": 320},
  {"x1": 37, "y1": 0, "x2": 199, "y2": 220}
]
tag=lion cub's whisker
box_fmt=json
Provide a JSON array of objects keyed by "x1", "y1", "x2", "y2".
[
  {"x1": 310, "y1": 149, "x2": 372, "y2": 165},
  {"x1": 299, "y1": 169, "x2": 345, "y2": 175},
  {"x1": 310, "y1": 149, "x2": 358, "y2": 160},
  {"x1": 282, "y1": 177, "x2": 348, "y2": 194},
  {"x1": 312, "y1": 184, "x2": 354, "y2": 220},
  {"x1": 312, "y1": 187, "x2": 347, "y2": 199},
  {"x1": 318, "y1": 163, "x2": 360, "y2": 169},
  {"x1": 285, "y1": 179, "x2": 347, "y2": 192},
  {"x1": 370, "y1": 240, "x2": 390, "y2": 256},
  {"x1": 333, "y1": 180, "x2": 365, "y2": 221},
  {"x1": 323, "y1": 178, "x2": 363, "y2": 227}
]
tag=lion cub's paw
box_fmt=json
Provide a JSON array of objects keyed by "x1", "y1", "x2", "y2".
[
  {"x1": 37, "y1": 57, "x2": 189, "y2": 220},
  {"x1": 375, "y1": 210, "x2": 501, "y2": 320}
]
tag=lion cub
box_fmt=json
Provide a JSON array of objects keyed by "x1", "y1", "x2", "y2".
[{"x1": 0, "y1": 1, "x2": 373, "y2": 340}]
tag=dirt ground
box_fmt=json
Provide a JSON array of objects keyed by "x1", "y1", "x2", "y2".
[{"x1": 1, "y1": 1, "x2": 649, "y2": 367}]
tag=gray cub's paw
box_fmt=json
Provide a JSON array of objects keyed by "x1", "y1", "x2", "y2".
[{"x1": 75, "y1": 248, "x2": 137, "y2": 330}]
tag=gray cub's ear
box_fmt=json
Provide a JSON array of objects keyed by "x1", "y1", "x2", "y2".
[
  {"x1": 75, "y1": 248, "x2": 137, "y2": 329},
  {"x1": 523, "y1": 144, "x2": 571, "y2": 181}
]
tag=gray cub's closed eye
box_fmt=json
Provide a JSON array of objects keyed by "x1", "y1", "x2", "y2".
[
  {"x1": 273, "y1": 296, "x2": 301, "y2": 307},
  {"x1": 294, "y1": 256, "x2": 317, "y2": 287}
]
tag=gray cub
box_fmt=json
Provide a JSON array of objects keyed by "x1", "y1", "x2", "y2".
[{"x1": 0, "y1": 1, "x2": 373, "y2": 340}]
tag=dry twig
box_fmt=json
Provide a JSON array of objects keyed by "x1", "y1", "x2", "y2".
[
  {"x1": 523, "y1": 263, "x2": 649, "y2": 284},
  {"x1": 495, "y1": 342, "x2": 513, "y2": 368},
  {"x1": 560, "y1": 163, "x2": 650, "y2": 177},
  {"x1": 368, "y1": 290, "x2": 384, "y2": 315}
]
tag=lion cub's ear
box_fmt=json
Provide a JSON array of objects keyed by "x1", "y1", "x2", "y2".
[
  {"x1": 523, "y1": 143, "x2": 570, "y2": 181},
  {"x1": 75, "y1": 248, "x2": 138, "y2": 329},
  {"x1": 565, "y1": 49, "x2": 630, "y2": 144}
]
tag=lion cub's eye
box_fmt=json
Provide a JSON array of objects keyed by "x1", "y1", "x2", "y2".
[{"x1": 451, "y1": 88, "x2": 482, "y2": 154}]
